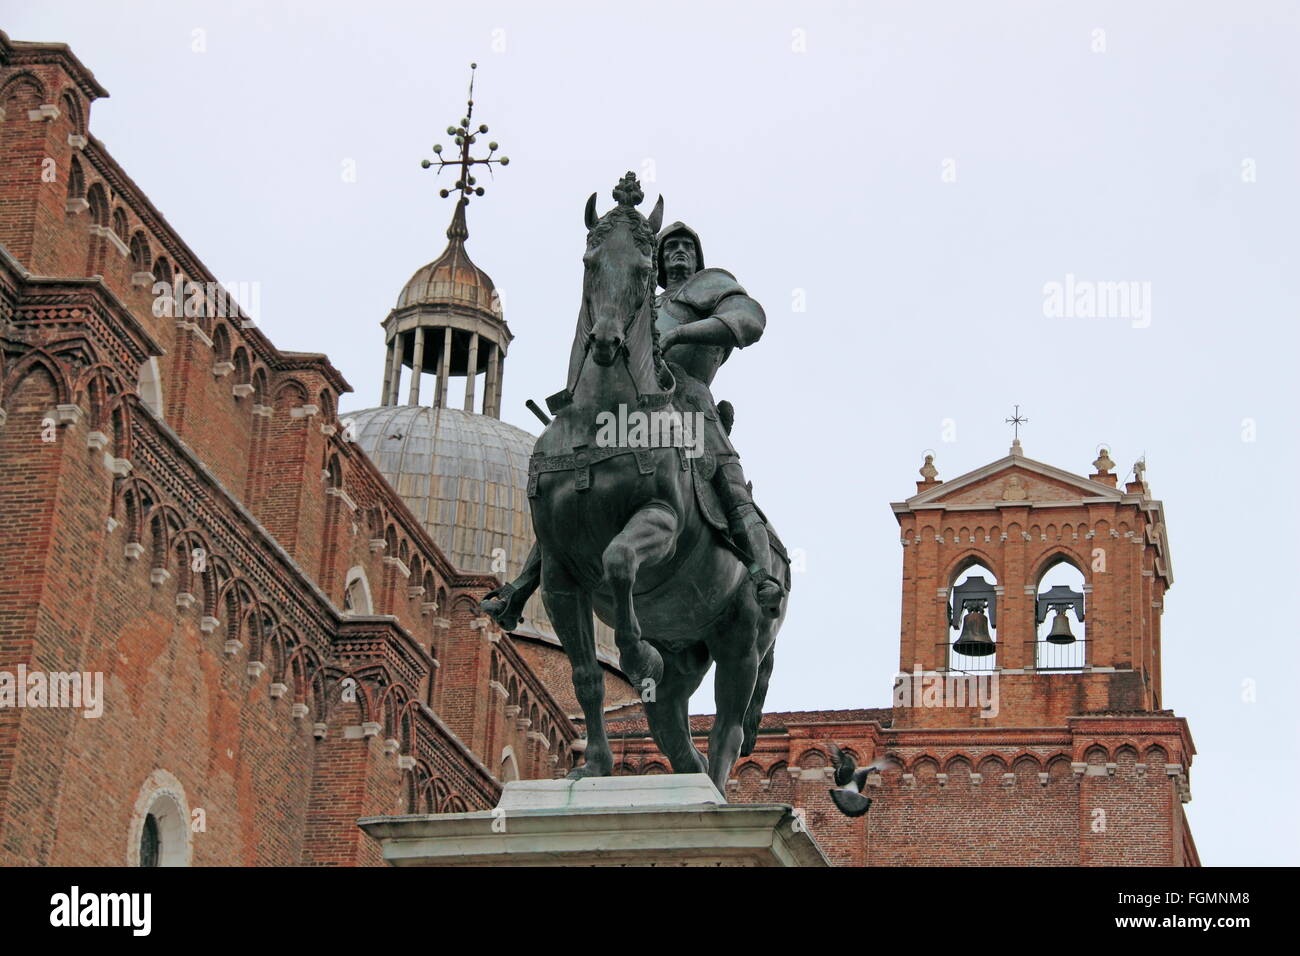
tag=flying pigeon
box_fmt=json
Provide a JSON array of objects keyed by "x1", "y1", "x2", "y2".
[{"x1": 827, "y1": 743, "x2": 888, "y2": 817}]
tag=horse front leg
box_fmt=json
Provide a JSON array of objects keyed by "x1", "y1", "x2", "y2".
[
  {"x1": 602, "y1": 502, "x2": 676, "y2": 693},
  {"x1": 540, "y1": 556, "x2": 611, "y2": 779},
  {"x1": 707, "y1": 595, "x2": 763, "y2": 794}
]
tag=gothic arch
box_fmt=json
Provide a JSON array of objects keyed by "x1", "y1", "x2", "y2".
[
  {"x1": 3, "y1": 350, "x2": 73, "y2": 408},
  {"x1": 944, "y1": 549, "x2": 1001, "y2": 588},
  {"x1": 60, "y1": 89, "x2": 85, "y2": 135},
  {"x1": 137, "y1": 357, "x2": 164, "y2": 419},
  {"x1": 86, "y1": 181, "x2": 108, "y2": 226},
  {"x1": 0, "y1": 72, "x2": 46, "y2": 109},
  {"x1": 342, "y1": 565, "x2": 373, "y2": 614},
  {"x1": 1030, "y1": 547, "x2": 1091, "y2": 587},
  {"x1": 499, "y1": 746, "x2": 520, "y2": 783},
  {"x1": 67, "y1": 156, "x2": 85, "y2": 201}
]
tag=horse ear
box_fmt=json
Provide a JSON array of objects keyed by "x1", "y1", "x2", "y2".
[
  {"x1": 584, "y1": 192, "x2": 598, "y2": 230},
  {"x1": 647, "y1": 195, "x2": 664, "y2": 234}
]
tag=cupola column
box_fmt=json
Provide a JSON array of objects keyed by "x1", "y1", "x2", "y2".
[
  {"x1": 490, "y1": 353, "x2": 504, "y2": 418},
  {"x1": 386, "y1": 334, "x2": 404, "y2": 406},
  {"x1": 408, "y1": 327, "x2": 426, "y2": 405},
  {"x1": 437, "y1": 327, "x2": 453, "y2": 408},
  {"x1": 482, "y1": 345, "x2": 499, "y2": 418},
  {"x1": 463, "y1": 332, "x2": 480, "y2": 412},
  {"x1": 381, "y1": 338, "x2": 397, "y2": 406}
]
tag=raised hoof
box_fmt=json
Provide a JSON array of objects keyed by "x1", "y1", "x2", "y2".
[
  {"x1": 479, "y1": 587, "x2": 522, "y2": 632},
  {"x1": 619, "y1": 642, "x2": 664, "y2": 690}
]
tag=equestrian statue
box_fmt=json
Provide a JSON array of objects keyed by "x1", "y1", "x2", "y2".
[{"x1": 481, "y1": 172, "x2": 789, "y2": 794}]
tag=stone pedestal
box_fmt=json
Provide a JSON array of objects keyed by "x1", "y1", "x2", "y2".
[{"x1": 358, "y1": 773, "x2": 828, "y2": 867}]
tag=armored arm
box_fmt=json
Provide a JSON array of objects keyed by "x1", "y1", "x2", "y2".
[{"x1": 660, "y1": 267, "x2": 767, "y2": 350}]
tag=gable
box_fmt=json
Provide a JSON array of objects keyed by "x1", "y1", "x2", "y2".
[
  {"x1": 901, "y1": 452, "x2": 1124, "y2": 510},
  {"x1": 930, "y1": 466, "x2": 1099, "y2": 506}
]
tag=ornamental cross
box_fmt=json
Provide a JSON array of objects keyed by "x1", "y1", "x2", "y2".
[
  {"x1": 1005, "y1": 404, "x2": 1028, "y2": 441},
  {"x1": 421, "y1": 63, "x2": 510, "y2": 205}
]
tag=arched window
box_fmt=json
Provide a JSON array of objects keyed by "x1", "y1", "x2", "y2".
[
  {"x1": 112, "y1": 207, "x2": 128, "y2": 241},
  {"x1": 86, "y1": 182, "x2": 108, "y2": 226},
  {"x1": 66, "y1": 157, "x2": 85, "y2": 202},
  {"x1": 129, "y1": 232, "x2": 151, "y2": 272},
  {"x1": 947, "y1": 562, "x2": 999, "y2": 671},
  {"x1": 1034, "y1": 558, "x2": 1087, "y2": 671},
  {"x1": 137, "y1": 357, "x2": 164, "y2": 419},
  {"x1": 211, "y1": 323, "x2": 231, "y2": 364},
  {"x1": 499, "y1": 747, "x2": 520, "y2": 783},
  {"x1": 128, "y1": 770, "x2": 191, "y2": 867},
  {"x1": 342, "y1": 565, "x2": 373, "y2": 615},
  {"x1": 251, "y1": 367, "x2": 268, "y2": 405}
]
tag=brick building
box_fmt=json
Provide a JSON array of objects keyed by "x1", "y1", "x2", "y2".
[
  {"x1": 0, "y1": 32, "x2": 1196, "y2": 867},
  {"x1": 0, "y1": 31, "x2": 610, "y2": 867}
]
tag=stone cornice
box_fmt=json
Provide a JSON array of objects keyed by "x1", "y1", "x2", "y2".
[
  {"x1": 275, "y1": 350, "x2": 351, "y2": 394},
  {"x1": 2, "y1": 259, "x2": 165, "y2": 372},
  {"x1": 0, "y1": 30, "x2": 110, "y2": 100},
  {"x1": 384, "y1": 302, "x2": 514, "y2": 350},
  {"x1": 333, "y1": 615, "x2": 430, "y2": 693}
]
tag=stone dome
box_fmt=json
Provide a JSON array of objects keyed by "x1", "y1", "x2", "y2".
[
  {"x1": 345, "y1": 403, "x2": 620, "y2": 667},
  {"x1": 394, "y1": 200, "x2": 499, "y2": 317}
]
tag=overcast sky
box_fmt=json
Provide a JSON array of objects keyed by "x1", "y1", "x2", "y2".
[{"x1": 7, "y1": 0, "x2": 1298, "y2": 865}]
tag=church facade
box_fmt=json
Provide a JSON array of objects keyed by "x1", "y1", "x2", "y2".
[{"x1": 0, "y1": 33, "x2": 1195, "y2": 867}]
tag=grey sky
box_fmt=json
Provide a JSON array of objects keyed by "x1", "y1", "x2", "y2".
[{"x1": 6, "y1": 0, "x2": 1298, "y2": 866}]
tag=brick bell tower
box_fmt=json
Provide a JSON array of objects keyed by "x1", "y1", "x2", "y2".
[
  {"x1": 891, "y1": 436, "x2": 1174, "y2": 727},
  {"x1": 865, "y1": 431, "x2": 1199, "y2": 865}
]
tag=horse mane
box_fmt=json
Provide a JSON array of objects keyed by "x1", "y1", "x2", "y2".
[{"x1": 586, "y1": 204, "x2": 657, "y2": 255}]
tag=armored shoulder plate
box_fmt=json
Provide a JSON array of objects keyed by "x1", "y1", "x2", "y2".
[
  {"x1": 675, "y1": 267, "x2": 745, "y2": 314},
  {"x1": 675, "y1": 267, "x2": 767, "y2": 349}
]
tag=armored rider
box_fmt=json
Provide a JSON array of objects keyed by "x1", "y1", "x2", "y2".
[{"x1": 481, "y1": 221, "x2": 784, "y2": 627}]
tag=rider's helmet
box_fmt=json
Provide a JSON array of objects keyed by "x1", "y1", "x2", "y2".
[{"x1": 655, "y1": 221, "x2": 704, "y2": 290}]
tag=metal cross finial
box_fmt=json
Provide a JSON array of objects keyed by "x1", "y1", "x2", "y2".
[
  {"x1": 1005, "y1": 404, "x2": 1028, "y2": 441},
  {"x1": 421, "y1": 63, "x2": 510, "y2": 205}
]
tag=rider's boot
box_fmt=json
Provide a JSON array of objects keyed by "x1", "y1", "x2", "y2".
[
  {"x1": 732, "y1": 507, "x2": 784, "y2": 618},
  {"x1": 480, "y1": 542, "x2": 542, "y2": 631}
]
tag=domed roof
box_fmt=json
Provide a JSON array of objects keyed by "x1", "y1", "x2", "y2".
[
  {"x1": 345, "y1": 403, "x2": 619, "y2": 668},
  {"x1": 350, "y1": 404, "x2": 534, "y2": 575},
  {"x1": 395, "y1": 200, "x2": 500, "y2": 316}
]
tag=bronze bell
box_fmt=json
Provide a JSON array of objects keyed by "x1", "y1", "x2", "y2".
[
  {"x1": 952, "y1": 606, "x2": 996, "y2": 657},
  {"x1": 1046, "y1": 607, "x2": 1076, "y2": 645}
]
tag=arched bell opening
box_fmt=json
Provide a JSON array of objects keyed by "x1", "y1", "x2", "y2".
[
  {"x1": 947, "y1": 563, "x2": 999, "y2": 673},
  {"x1": 1034, "y1": 558, "x2": 1087, "y2": 672}
]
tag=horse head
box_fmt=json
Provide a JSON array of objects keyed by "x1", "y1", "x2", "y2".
[{"x1": 580, "y1": 173, "x2": 664, "y2": 367}]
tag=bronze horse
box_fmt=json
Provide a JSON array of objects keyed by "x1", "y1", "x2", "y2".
[{"x1": 525, "y1": 179, "x2": 788, "y2": 793}]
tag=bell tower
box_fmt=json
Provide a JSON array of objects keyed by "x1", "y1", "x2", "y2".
[{"x1": 891, "y1": 436, "x2": 1174, "y2": 728}]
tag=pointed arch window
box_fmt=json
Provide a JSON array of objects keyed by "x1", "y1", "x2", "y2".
[
  {"x1": 947, "y1": 564, "x2": 999, "y2": 672},
  {"x1": 1034, "y1": 559, "x2": 1087, "y2": 671}
]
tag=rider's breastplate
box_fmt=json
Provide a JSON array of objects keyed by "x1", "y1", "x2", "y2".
[{"x1": 655, "y1": 295, "x2": 729, "y2": 386}]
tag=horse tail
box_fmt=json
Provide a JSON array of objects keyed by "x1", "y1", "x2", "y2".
[{"x1": 740, "y1": 638, "x2": 775, "y2": 757}]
